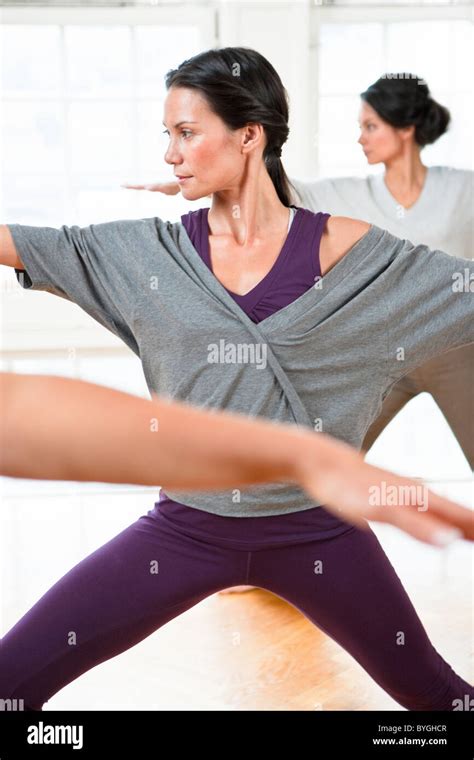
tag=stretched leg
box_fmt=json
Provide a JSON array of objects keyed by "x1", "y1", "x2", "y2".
[
  {"x1": 417, "y1": 344, "x2": 474, "y2": 470},
  {"x1": 0, "y1": 509, "x2": 246, "y2": 710},
  {"x1": 249, "y1": 524, "x2": 473, "y2": 710},
  {"x1": 361, "y1": 374, "x2": 418, "y2": 454}
]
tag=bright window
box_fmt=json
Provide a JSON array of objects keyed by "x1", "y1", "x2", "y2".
[{"x1": 1, "y1": 19, "x2": 207, "y2": 228}]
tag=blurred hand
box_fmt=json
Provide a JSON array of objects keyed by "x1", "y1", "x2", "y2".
[
  {"x1": 297, "y1": 434, "x2": 473, "y2": 546},
  {"x1": 121, "y1": 181, "x2": 180, "y2": 196}
]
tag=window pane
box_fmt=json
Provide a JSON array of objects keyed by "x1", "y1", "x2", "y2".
[
  {"x1": 1, "y1": 174, "x2": 66, "y2": 226},
  {"x1": 64, "y1": 25, "x2": 132, "y2": 97},
  {"x1": 387, "y1": 21, "x2": 461, "y2": 91},
  {"x1": 0, "y1": 25, "x2": 61, "y2": 98},
  {"x1": 68, "y1": 101, "x2": 134, "y2": 173},
  {"x1": 135, "y1": 25, "x2": 201, "y2": 98},
  {"x1": 452, "y1": 21, "x2": 473, "y2": 92},
  {"x1": 1, "y1": 102, "x2": 65, "y2": 174},
  {"x1": 319, "y1": 23, "x2": 384, "y2": 95}
]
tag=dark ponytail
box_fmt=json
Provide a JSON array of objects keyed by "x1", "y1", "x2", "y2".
[
  {"x1": 360, "y1": 74, "x2": 450, "y2": 148},
  {"x1": 165, "y1": 47, "x2": 296, "y2": 206}
]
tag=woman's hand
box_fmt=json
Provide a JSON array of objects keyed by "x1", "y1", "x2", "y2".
[
  {"x1": 120, "y1": 181, "x2": 180, "y2": 196},
  {"x1": 296, "y1": 432, "x2": 473, "y2": 546},
  {"x1": 121, "y1": 180, "x2": 213, "y2": 200}
]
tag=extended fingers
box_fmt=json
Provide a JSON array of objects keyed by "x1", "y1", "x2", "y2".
[
  {"x1": 375, "y1": 501, "x2": 464, "y2": 546},
  {"x1": 424, "y1": 490, "x2": 474, "y2": 540}
]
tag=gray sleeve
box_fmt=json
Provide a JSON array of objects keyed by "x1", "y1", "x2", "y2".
[
  {"x1": 384, "y1": 237, "x2": 474, "y2": 381},
  {"x1": 7, "y1": 218, "x2": 155, "y2": 356}
]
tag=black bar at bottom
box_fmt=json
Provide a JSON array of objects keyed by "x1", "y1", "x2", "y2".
[{"x1": 0, "y1": 709, "x2": 473, "y2": 758}]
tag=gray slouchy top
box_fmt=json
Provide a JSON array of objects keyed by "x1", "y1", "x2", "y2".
[{"x1": 8, "y1": 217, "x2": 474, "y2": 516}]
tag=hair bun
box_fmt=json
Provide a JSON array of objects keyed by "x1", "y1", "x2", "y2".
[{"x1": 416, "y1": 97, "x2": 450, "y2": 146}]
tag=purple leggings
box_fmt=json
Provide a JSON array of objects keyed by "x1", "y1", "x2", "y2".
[{"x1": 1, "y1": 497, "x2": 472, "y2": 711}]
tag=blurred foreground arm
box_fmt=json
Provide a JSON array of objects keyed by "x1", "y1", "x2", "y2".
[{"x1": 0, "y1": 372, "x2": 472, "y2": 546}]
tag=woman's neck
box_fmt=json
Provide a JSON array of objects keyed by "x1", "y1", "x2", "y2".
[
  {"x1": 383, "y1": 147, "x2": 427, "y2": 198},
  {"x1": 208, "y1": 163, "x2": 288, "y2": 246}
]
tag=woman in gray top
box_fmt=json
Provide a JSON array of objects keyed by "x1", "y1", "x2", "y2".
[{"x1": 1, "y1": 47, "x2": 473, "y2": 712}]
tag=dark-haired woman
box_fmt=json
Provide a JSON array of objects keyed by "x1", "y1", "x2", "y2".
[{"x1": 1, "y1": 49, "x2": 473, "y2": 711}]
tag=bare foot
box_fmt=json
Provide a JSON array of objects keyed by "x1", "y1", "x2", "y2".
[{"x1": 218, "y1": 585, "x2": 257, "y2": 594}]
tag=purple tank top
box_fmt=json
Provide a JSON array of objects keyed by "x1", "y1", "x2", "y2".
[
  {"x1": 179, "y1": 205, "x2": 330, "y2": 323},
  {"x1": 157, "y1": 204, "x2": 348, "y2": 541}
]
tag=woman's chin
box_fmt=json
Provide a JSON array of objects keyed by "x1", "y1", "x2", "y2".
[
  {"x1": 182, "y1": 187, "x2": 209, "y2": 201},
  {"x1": 365, "y1": 154, "x2": 382, "y2": 165}
]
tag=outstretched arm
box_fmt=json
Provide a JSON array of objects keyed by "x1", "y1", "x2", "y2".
[
  {"x1": 0, "y1": 224, "x2": 24, "y2": 268},
  {"x1": 0, "y1": 371, "x2": 299, "y2": 490},
  {"x1": 0, "y1": 217, "x2": 162, "y2": 357},
  {"x1": 1, "y1": 372, "x2": 472, "y2": 546}
]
